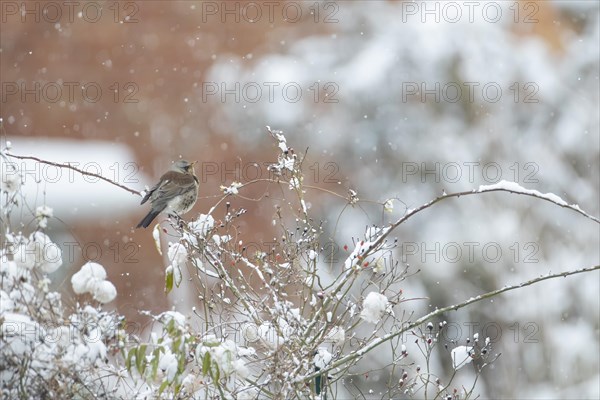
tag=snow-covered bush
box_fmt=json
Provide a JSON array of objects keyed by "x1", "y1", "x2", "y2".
[
  {"x1": 1, "y1": 129, "x2": 597, "y2": 399},
  {"x1": 0, "y1": 192, "x2": 123, "y2": 397},
  {"x1": 118, "y1": 128, "x2": 598, "y2": 399}
]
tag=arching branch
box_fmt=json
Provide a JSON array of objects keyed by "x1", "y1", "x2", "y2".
[
  {"x1": 300, "y1": 264, "x2": 600, "y2": 383},
  {"x1": 4, "y1": 153, "x2": 142, "y2": 197}
]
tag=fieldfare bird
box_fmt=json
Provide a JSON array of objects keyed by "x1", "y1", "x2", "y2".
[{"x1": 136, "y1": 160, "x2": 199, "y2": 228}]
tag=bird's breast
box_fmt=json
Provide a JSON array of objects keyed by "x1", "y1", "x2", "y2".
[{"x1": 166, "y1": 187, "x2": 198, "y2": 214}]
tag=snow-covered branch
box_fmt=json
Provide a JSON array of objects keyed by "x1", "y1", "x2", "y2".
[{"x1": 300, "y1": 263, "x2": 600, "y2": 383}]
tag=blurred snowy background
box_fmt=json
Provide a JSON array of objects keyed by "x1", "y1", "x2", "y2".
[{"x1": 1, "y1": 1, "x2": 598, "y2": 398}]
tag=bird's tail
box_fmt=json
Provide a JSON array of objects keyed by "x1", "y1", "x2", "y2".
[{"x1": 137, "y1": 210, "x2": 160, "y2": 228}]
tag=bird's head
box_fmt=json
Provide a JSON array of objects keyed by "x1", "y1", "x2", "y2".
[{"x1": 173, "y1": 160, "x2": 198, "y2": 174}]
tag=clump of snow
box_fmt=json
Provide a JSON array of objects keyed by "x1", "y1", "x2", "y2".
[
  {"x1": 71, "y1": 262, "x2": 116, "y2": 303},
  {"x1": 451, "y1": 345, "x2": 474, "y2": 370},
  {"x1": 275, "y1": 132, "x2": 288, "y2": 153},
  {"x1": 344, "y1": 240, "x2": 370, "y2": 270},
  {"x1": 384, "y1": 199, "x2": 394, "y2": 213},
  {"x1": 256, "y1": 321, "x2": 288, "y2": 350},
  {"x1": 35, "y1": 205, "x2": 53, "y2": 228},
  {"x1": 267, "y1": 128, "x2": 298, "y2": 176},
  {"x1": 91, "y1": 280, "x2": 117, "y2": 303},
  {"x1": 314, "y1": 347, "x2": 333, "y2": 369},
  {"x1": 195, "y1": 335, "x2": 252, "y2": 378},
  {"x1": 326, "y1": 326, "x2": 346, "y2": 345},
  {"x1": 220, "y1": 181, "x2": 243, "y2": 195},
  {"x1": 372, "y1": 258, "x2": 385, "y2": 274},
  {"x1": 289, "y1": 175, "x2": 302, "y2": 190},
  {"x1": 478, "y1": 180, "x2": 568, "y2": 206},
  {"x1": 152, "y1": 223, "x2": 162, "y2": 255},
  {"x1": 344, "y1": 226, "x2": 391, "y2": 270},
  {"x1": 360, "y1": 292, "x2": 390, "y2": 324},
  {"x1": 0, "y1": 160, "x2": 21, "y2": 194},
  {"x1": 71, "y1": 262, "x2": 107, "y2": 293},
  {"x1": 14, "y1": 232, "x2": 63, "y2": 273},
  {"x1": 160, "y1": 310, "x2": 187, "y2": 329},
  {"x1": 168, "y1": 242, "x2": 188, "y2": 270},
  {"x1": 158, "y1": 349, "x2": 179, "y2": 382},
  {"x1": 212, "y1": 234, "x2": 231, "y2": 246},
  {"x1": 189, "y1": 214, "x2": 215, "y2": 238},
  {"x1": 0, "y1": 290, "x2": 15, "y2": 313}
]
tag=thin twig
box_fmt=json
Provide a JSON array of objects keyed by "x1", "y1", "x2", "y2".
[
  {"x1": 299, "y1": 264, "x2": 600, "y2": 383},
  {"x1": 5, "y1": 153, "x2": 142, "y2": 196}
]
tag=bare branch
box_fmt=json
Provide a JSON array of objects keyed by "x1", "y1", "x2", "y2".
[
  {"x1": 300, "y1": 264, "x2": 600, "y2": 382},
  {"x1": 5, "y1": 153, "x2": 142, "y2": 197}
]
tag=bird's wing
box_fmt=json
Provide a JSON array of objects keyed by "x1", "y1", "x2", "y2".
[
  {"x1": 140, "y1": 180, "x2": 161, "y2": 205},
  {"x1": 150, "y1": 171, "x2": 197, "y2": 206}
]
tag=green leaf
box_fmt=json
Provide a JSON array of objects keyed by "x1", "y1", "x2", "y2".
[
  {"x1": 136, "y1": 345, "x2": 147, "y2": 375},
  {"x1": 165, "y1": 268, "x2": 174, "y2": 293},
  {"x1": 202, "y1": 352, "x2": 211, "y2": 375},
  {"x1": 173, "y1": 337, "x2": 182, "y2": 353},
  {"x1": 151, "y1": 348, "x2": 162, "y2": 379},
  {"x1": 177, "y1": 351, "x2": 186, "y2": 373},
  {"x1": 213, "y1": 363, "x2": 220, "y2": 382},
  {"x1": 158, "y1": 380, "x2": 169, "y2": 395},
  {"x1": 126, "y1": 348, "x2": 137, "y2": 372}
]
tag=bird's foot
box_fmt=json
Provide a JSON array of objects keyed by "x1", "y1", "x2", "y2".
[{"x1": 168, "y1": 213, "x2": 185, "y2": 229}]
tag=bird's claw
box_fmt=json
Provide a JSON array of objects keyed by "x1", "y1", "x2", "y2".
[{"x1": 168, "y1": 213, "x2": 185, "y2": 229}]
